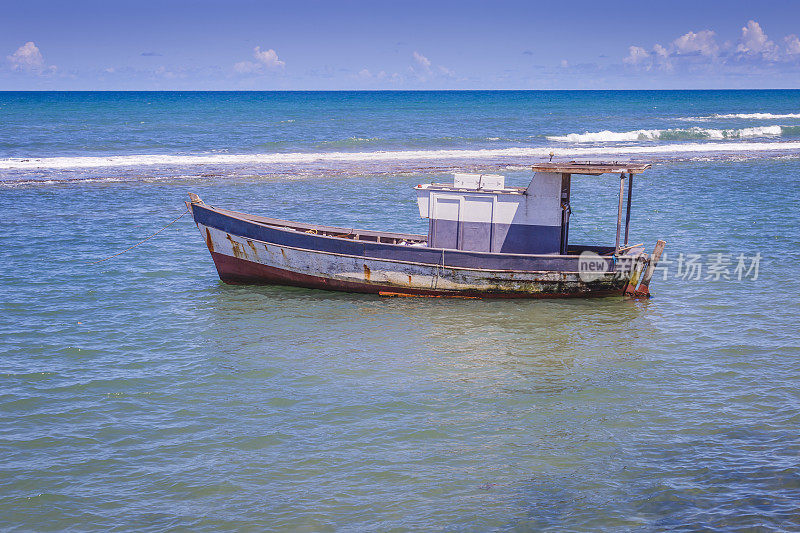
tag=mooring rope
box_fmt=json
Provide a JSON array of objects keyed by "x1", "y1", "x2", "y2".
[{"x1": 87, "y1": 207, "x2": 189, "y2": 265}]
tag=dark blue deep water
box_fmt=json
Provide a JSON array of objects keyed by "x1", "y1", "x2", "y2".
[{"x1": 1, "y1": 91, "x2": 800, "y2": 530}]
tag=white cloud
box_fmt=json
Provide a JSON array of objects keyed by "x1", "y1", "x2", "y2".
[
  {"x1": 409, "y1": 51, "x2": 455, "y2": 82},
  {"x1": 672, "y1": 30, "x2": 719, "y2": 57},
  {"x1": 234, "y1": 46, "x2": 284, "y2": 74},
  {"x1": 737, "y1": 21, "x2": 773, "y2": 53},
  {"x1": 623, "y1": 46, "x2": 649, "y2": 66},
  {"x1": 559, "y1": 59, "x2": 569, "y2": 68},
  {"x1": 7, "y1": 41, "x2": 55, "y2": 73},
  {"x1": 360, "y1": 52, "x2": 453, "y2": 85},
  {"x1": 652, "y1": 44, "x2": 673, "y2": 71},
  {"x1": 622, "y1": 20, "x2": 800, "y2": 71},
  {"x1": 736, "y1": 20, "x2": 779, "y2": 61},
  {"x1": 623, "y1": 29, "x2": 719, "y2": 71},
  {"x1": 356, "y1": 68, "x2": 401, "y2": 83},
  {"x1": 253, "y1": 46, "x2": 285, "y2": 69},
  {"x1": 413, "y1": 51, "x2": 432, "y2": 71},
  {"x1": 785, "y1": 35, "x2": 800, "y2": 55}
]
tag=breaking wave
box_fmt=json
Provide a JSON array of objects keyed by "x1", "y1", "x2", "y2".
[
  {"x1": 679, "y1": 113, "x2": 800, "y2": 121},
  {"x1": 3, "y1": 141, "x2": 800, "y2": 173},
  {"x1": 547, "y1": 125, "x2": 786, "y2": 143}
]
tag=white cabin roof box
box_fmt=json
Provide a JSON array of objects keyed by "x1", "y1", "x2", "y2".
[{"x1": 452, "y1": 173, "x2": 505, "y2": 190}]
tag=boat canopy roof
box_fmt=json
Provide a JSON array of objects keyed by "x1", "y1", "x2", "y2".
[{"x1": 531, "y1": 161, "x2": 651, "y2": 175}]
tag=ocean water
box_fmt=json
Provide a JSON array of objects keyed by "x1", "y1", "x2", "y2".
[{"x1": 2, "y1": 90, "x2": 800, "y2": 530}]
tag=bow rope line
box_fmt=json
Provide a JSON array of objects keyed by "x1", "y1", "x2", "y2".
[{"x1": 88, "y1": 207, "x2": 189, "y2": 265}]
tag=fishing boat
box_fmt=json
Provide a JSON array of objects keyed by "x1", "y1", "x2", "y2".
[{"x1": 186, "y1": 161, "x2": 666, "y2": 298}]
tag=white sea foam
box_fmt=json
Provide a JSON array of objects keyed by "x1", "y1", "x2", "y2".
[
  {"x1": 548, "y1": 129, "x2": 662, "y2": 142},
  {"x1": 547, "y1": 126, "x2": 784, "y2": 143},
  {"x1": 2, "y1": 141, "x2": 800, "y2": 172},
  {"x1": 679, "y1": 113, "x2": 800, "y2": 121}
]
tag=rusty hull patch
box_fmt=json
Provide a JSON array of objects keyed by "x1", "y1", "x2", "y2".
[
  {"x1": 226, "y1": 233, "x2": 244, "y2": 259},
  {"x1": 205, "y1": 227, "x2": 215, "y2": 253},
  {"x1": 246, "y1": 239, "x2": 259, "y2": 257}
]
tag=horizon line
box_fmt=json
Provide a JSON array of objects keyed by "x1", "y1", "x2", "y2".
[{"x1": 2, "y1": 88, "x2": 800, "y2": 93}]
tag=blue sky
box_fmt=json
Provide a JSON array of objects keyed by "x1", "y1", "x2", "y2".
[{"x1": 3, "y1": 0, "x2": 800, "y2": 90}]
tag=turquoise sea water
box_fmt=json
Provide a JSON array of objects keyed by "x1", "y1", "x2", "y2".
[{"x1": 2, "y1": 91, "x2": 800, "y2": 530}]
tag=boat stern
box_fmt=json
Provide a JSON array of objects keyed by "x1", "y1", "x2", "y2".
[{"x1": 623, "y1": 240, "x2": 667, "y2": 298}]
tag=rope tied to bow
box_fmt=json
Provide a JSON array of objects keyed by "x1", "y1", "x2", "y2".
[{"x1": 87, "y1": 207, "x2": 189, "y2": 265}]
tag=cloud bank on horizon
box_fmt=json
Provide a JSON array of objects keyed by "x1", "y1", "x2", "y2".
[
  {"x1": 3, "y1": 11, "x2": 800, "y2": 90},
  {"x1": 623, "y1": 21, "x2": 800, "y2": 71}
]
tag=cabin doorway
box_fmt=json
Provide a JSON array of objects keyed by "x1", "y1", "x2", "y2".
[
  {"x1": 460, "y1": 195, "x2": 493, "y2": 252},
  {"x1": 430, "y1": 195, "x2": 460, "y2": 249}
]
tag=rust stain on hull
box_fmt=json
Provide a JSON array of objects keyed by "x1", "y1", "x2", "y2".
[
  {"x1": 205, "y1": 227, "x2": 215, "y2": 253},
  {"x1": 225, "y1": 233, "x2": 244, "y2": 259}
]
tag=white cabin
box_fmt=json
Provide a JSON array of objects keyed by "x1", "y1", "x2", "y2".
[{"x1": 415, "y1": 171, "x2": 570, "y2": 254}]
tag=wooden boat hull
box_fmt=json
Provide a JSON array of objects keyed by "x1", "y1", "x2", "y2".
[{"x1": 189, "y1": 201, "x2": 647, "y2": 298}]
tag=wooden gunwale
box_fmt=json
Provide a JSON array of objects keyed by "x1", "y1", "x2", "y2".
[
  {"x1": 213, "y1": 206, "x2": 427, "y2": 243},
  {"x1": 195, "y1": 203, "x2": 629, "y2": 264}
]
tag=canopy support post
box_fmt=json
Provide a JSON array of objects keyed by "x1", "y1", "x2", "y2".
[
  {"x1": 615, "y1": 173, "x2": 625, "y2": 254},
  {"x1": 624, "y1": 172, "x2": 633, "y2": 246}
]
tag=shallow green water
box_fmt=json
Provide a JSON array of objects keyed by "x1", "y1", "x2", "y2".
[{"x1": 2, "y1": 157, "x2": 800, "y2": 530}]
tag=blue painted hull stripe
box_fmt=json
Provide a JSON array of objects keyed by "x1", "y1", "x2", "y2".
[{"x1": 191, "y1": 204, "x2": 612, "y2": 273}]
